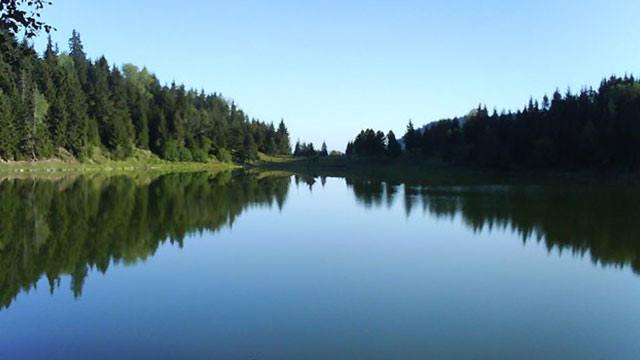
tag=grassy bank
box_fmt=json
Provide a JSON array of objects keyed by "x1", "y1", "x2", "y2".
[{"x1": 0, "y1": 148, "x2": 238, "y2": 176}]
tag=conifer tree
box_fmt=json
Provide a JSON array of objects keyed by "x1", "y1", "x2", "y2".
[
  {"x1": 320, "y1": 141, "x2": 328, "y2": 157},
  {"x1": 108, "y1": 66, "x2": 134, "y2": 158},
  {"x1": 386, "y1": 130, "x2": 402, "y2": 158},
  {"x1": 14, "y1": 67, "x2": 37, "y2": 159},
  {"x1": 0, "y1": 90, "x2": 16, "y2": 159},
  {"x1": 33, "y1": 90, "x2": 52, "y2": 157},
  {"x1": 276, "y1": 119, "x2": 291, "y2": 154},
  {"x1": 60, "y1": 63, "x2": 88, "y2": 157},
  {"x1": 88, "y1": 56, "x2": 116, "y2": 152},
  {"x1": 293, "y1": 140, "x2": 301, "y2": 156},
  {"x1": 0, "y1": 30, "x2": 292, "y2": 163},
  {"x1": 47, "y1": 67, "x2": 69, "y2": 150},
  {"x1": 404, "y1": 120, "x2": 419, "y2": 152},
  {"x1": 68, "y1": 30, "x2": 88, "y2": 88}
]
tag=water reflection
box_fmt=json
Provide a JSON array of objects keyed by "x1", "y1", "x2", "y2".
[
  {"x1": 3, "y1": 172, "x2": 640, "y2": 312},
  {"x1": 0, "y1": 172, "x2": 290, "y2": 309},
  {"x1": 341, "y1": 177, "x2": 640, "y2": 275}
]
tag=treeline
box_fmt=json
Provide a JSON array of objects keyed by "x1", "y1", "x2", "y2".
[
  {"x1": 0, "y1": 172, "x2": 291, "y2": 309},
  {"x1": 345, "y1": 129, "x2": 401, "y2": 158},
  {"x1": 293, "y1": 140, "x2": 328, "y2": 157},
  {"x1": 347, "y1": 75, "x2": 640, "y2": 171},
  {"x1": 0, "y1": 30, "x2": 291, "y2": 162}
]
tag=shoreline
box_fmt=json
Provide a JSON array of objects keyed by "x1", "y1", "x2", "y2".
[
  {"x1": 254, "y1": 155, "x2": 640, "y2": 186},
  {"x1": 0, "y1": 158, "x2": 238, "y2": 176}
]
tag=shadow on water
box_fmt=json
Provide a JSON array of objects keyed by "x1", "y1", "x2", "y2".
[{"x1": 0, "y1": 171, "x2": 291, "y2": 309}]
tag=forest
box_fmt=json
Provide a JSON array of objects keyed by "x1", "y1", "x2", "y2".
[
  {"x1": 347, "y1": 76, "x2": 640, "y2": 171},
  {"x1": 0, "y1": 30, "x2": 291, "y2": 163}
]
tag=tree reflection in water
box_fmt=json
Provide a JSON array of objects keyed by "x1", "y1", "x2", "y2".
[
  {"x1": 342, "y1": 177, "x2": 640, "y2": 275},
  {"x1": 0, "y1": 172, "x2": 290, "y2": 309}
]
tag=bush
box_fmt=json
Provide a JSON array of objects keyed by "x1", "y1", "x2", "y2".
[
  {"x1": 191, "y1": 148, "x2": 209, "y2": 163},
  {"x1": 216, "y1": 148, "x2": 232, "y2": 163},
  {"x1": 178, "y1": 147, "x2": 192, "y2": 162},
  {"x1": 161, "y1": 140, "x2": 180, "y2": 161}
]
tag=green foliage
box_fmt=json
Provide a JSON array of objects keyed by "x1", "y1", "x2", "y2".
[
  {"x1": 276, "y1": 119, "x2": 291, "y2": 154},
  {"x1": 33, "y1": 91, "x2": 52, "y2": 157},
  {"x1": 191, "y1": 147, "x2": 209, "y2": 163},
  {"x1": 0, "y1": 90, "x2": 15, "y2": 159},
  {"x1": 293, "y1": 140, "x2": 317, "y2": 157},
  {"x1": 60, "y1": 62, "x2": 88, "y2": 158},
  {"x1": 236, "y1": 133, "x2": 258, "y2": 162},
  {"x1": 161, "y1": 139, "x2": 180, "y2": 161},
  {"x1": 177, "y1": 146, "x2": 192, "y2": 162},
  {"x1": 347, "y1": 75, "x2": 640, "y2": 171},
  {"x1": 346, "y1": 129, "x2": 386, "y2": 157},
  {"x1": 0, "y1": 31, "x2": 292, "y2": 163},
  {"x1": 386, "y1": 131, "x2": 402, "y2": 158},
  {"x1": 320, "y1": 141, "x2": 328, "y2": 157},
  {"x1": 216, "y1": 148, "x2": 232, "y2": 163},
  {"x1": 0, "y1": 0, "x2": 53, "y2": 38}
]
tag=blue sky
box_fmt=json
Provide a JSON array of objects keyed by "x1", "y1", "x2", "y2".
[{"x1": 34, "y1": 0, "x2": 640, "y2": 151}]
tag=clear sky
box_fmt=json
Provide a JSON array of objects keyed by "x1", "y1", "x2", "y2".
[{"x1": 34, "y1": 0, "x2": 640, "y2": 151}]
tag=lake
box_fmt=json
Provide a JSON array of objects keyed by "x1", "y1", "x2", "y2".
[{"x1": 1, "y1": 171, "x2": 639, "y2": 359}]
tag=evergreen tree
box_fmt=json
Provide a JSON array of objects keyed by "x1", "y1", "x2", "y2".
[
  {"x1": 108, "y1": 66, "x2": 134, "y2": 158},
  {"x1": 237, "y1": 132, "x2": 257, "y2": 162},
  {"x1": 60, "y1": 62, "x2": 88, "y2": 157},
  {"x1": 0, "y1": 90, "x2": 16, "y2": 159},
  {"x1": 88, "y1": 57, "x2": 116, "y2": 152},
  {"x1": 15, "y1": 67, "x2": 37, "y2": 159},
  {"x1": 0, "y1": 30, "x2": 289, "y2": 163},
  {"x1": 294, "y1": 140, "x2": 301, "y2": 156},
  {"x1": 345, "y1": 141, "x2": 353, "y2": 155},
  {"x1": 320, "y1": 141, "x2": 328, "y2": 157},
  {"x1": 122, "y1": 64, "x2": 151, "y2": 149},
  {"x1": 68, "y1": 30, "x2": 88, "y2": 89},
  {"x1": 39, "y1": 34, "x2": 57, "y2": 107},
  {"x1": 349, "y1": 129, "x2": 386, "y2": 157},
  {"x1": 33, "y1": 90, "x2": 52, "y2": 157},
  {"x1": 347, "y1": 76, "x2": 640, "y2": 171},
  {"x1": 276, "y1": 119, "x2": 291, "y2": 154},
  {"x1": 404, "y1": 120, "x2": 419, "y2": 152},
  {"x1": 386, "y1": 130, "x2": 402, "y2": 158},
  {"x1": 47, "y1": 66, "x2": 69, "y2": 150}
]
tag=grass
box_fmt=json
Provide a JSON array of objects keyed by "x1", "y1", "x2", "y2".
[
  {"x1": 5, "y1": 149, "x2": 638, "y2": 186},
  {"x1": 0, "y1": 147, "x2": 238, "y2": 176}
]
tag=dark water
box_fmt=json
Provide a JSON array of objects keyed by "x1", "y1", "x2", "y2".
[{"x1": 1, "y1": 172, "x2": 639, "y2": 359}]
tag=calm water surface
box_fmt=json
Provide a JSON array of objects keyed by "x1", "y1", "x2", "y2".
[{"x1": 1, "y1": 172, "x2": 639, "y2": 359}]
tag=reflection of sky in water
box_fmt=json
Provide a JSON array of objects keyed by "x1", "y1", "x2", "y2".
[{"x1": 1, "y1": 175, "x2": 639, "y2": 359}]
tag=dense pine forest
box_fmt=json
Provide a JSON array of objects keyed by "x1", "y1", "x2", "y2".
[
  {"x1": 0, "y1": 30, "x2": 291, "y2": 163},
  {"x1": 347, "y1": 76, "x2": 640, "y2": 171}
]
